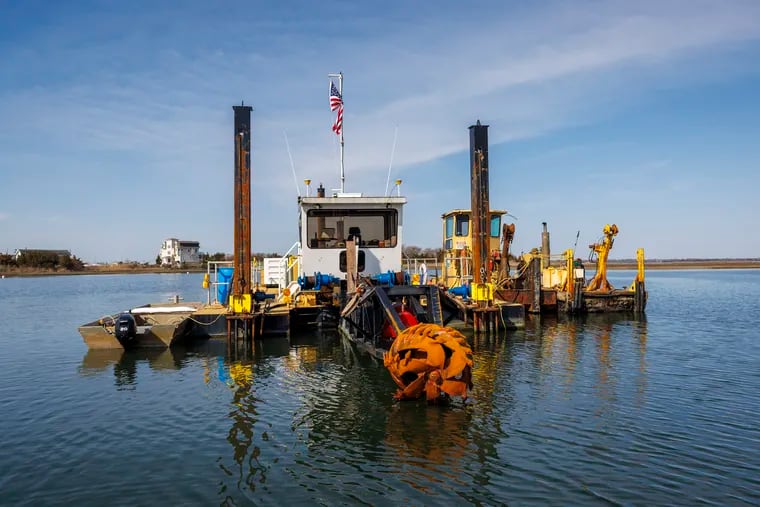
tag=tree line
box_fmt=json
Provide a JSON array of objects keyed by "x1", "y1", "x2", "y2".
[
  {"x1": 402, "y1": 246, "x2": 444, "y2": 261},
  {"x1": 0, "y1": 252, "x2": 84, "y2": 271}
]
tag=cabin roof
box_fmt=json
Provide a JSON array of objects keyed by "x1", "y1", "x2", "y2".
[
  {"x1": 300, "y1": 196, "x2": 406, "y2": 206},
  {"x1": 441, "y1": 209, "x2": 507, "y2": 218}
]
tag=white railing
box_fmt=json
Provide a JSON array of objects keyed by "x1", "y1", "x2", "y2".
[
  {"x1": 543, "y1": 252, "x2": 571, "y2": 269},
  {"x1": 403, "y1": 257, "x2": 439, "y2": 285},
  {"x1": 264, "y1": 242, "x2": 301, "y2": 296},
  {"x1": 442, "y1": 254, "x2": 473, "y2": 288}
]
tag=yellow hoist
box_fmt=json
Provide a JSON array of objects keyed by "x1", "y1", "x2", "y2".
[{"x1": 586, "y1": 224, "x2": 618, "y2": 292}]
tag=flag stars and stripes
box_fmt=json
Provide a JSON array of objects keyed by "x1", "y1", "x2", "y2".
[
  {"x1": 330, "y1": 81, "x2": 343, "y2": 136},
  {"x1": 330, "y1": 82, "x2": 342, "y2": 110}
]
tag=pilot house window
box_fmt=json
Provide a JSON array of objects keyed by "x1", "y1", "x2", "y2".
[
  {"x1": 456, "y1": 215, "x2": 469, "y2": 236},
  {"x1": 490, "y1": 214, "x2": 501, "y2": 238},
  {"x1": 307, "y1": 209, "x2": 398, "y2": 249}
]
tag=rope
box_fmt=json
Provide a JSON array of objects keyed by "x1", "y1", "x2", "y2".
[
  {"x1": 98, "y1": 315, "x2": 116, "y2": 335},
  {"x1": 185, "y1": 313, "x2": 226, "y2": 326}
]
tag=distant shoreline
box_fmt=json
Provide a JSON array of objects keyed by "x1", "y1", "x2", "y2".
[
  {"x1": 2, "y1": 259, "x2": 759, "y2": 278},
  {"x1": 0, "y1": 267, "x2": 206, "y2": 278},
  {"x1": 607, "y1": 260, "x2": 760, "y2": 270}
]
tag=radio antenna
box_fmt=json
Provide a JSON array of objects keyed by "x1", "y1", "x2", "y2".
[
  {"x1": 283, "y1": 130, "x2": 301, "y2": 197},
  {"x1": 384, "y1": 125, "x2": 399, "y2": 196}
]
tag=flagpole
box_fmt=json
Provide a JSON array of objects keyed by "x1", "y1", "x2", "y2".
[
  {"x1": 339, "y1": 72, "x2": 344, "y2": 194},
  {"x1": 329, "y1": 72, "x2": 344, "y2": 193}
]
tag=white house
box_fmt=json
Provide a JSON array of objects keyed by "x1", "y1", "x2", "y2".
[{"x1": 159, "y1": 238, "x2": 201, "y2": 266}]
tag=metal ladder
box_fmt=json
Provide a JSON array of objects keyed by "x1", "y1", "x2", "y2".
[{"x1": 427, "y1": 286, "x2": 444, "y2": 325}]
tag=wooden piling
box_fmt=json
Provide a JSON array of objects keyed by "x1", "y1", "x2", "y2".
[{"x1": 346, "y1": 239, "x2": 357, "y2": 294}]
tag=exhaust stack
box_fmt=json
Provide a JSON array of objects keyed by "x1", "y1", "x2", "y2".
[{"x1": 542, "y1": 222, "x2": 550, "y2": 269}]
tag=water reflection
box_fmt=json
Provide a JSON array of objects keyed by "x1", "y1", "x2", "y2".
[
  {"x1": 80, "y1": 347, "x2": 185, "y2": 390},
  {"x1": 205, "y1": 338, "x2": 295, "y2": 504},
  {"x1": 213, "y1": 331, "x2": 343, "y2": 504},
  {"x1": 385, "y1": 405, "x2": 473, "y2": 494},
  {"x1": 468, "y1": 331, "x2": 512, "y2": 436},
  {"x1": 75, "y1": 317, "x2": 651, "y2": 504},
  {"x1": 217, "y1": 357, "x2": 263, "y2": 505},
  {"x1": 79, "y1": 348, "x2": 124, "y2": 374},
  {"x1": 528, "y1": 313, "x2": 649, "y2": 406}
]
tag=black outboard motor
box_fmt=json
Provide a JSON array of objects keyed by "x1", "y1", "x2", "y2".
[{"x1": 114, "y1": 312, "x2": 137, "y2": 344}]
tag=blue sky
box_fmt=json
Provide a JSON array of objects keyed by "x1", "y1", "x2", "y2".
[{"x1": 1, "y1": 0, "x2": 759, "y2": 262}]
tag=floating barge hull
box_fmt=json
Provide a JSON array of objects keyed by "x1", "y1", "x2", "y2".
[{"x1": 557, "y1": 289, "x2": 645, "y2": 313}]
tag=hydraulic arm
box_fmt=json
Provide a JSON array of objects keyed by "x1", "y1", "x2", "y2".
[{"x1": 585, "y1": 224, "x2": 618, "y2": 292}]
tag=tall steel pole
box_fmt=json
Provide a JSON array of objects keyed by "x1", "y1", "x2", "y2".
[
  {"x1": 469, "y1": 121, "x2": 490, "y2": 285},
  {"x1": 232, "y1": 104, "x2": 253, "y2": 303}
]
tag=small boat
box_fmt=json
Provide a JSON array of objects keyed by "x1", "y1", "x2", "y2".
[{"x1": 78, "y1": 302, "x2": 202, "y2": 349}]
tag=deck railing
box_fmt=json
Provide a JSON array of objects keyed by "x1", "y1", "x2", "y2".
[
  {"x1": 265, "y1": 242, "x2": 302, "y2": 296},
  {"x1": 205, "y1": 260, "x2": 262, "y2": 305},
  {"x1": 402, "y1": 256, "x2": 440, "y2": 285}
]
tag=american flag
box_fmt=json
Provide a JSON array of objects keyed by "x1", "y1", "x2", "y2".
[
  {"x1": 330, "y1": 81, "x2": 343, "y2": 136},
  {"x1": 329, "y1": 81, "x2": 342, "y2": 111}
]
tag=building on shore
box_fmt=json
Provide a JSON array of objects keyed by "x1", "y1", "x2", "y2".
[
  {"x1": 159, "y1": 239, "x2": 200, "y2": 266},
  {"x1": 13, "y1": 249, "x2": 72, "y2": 262}
]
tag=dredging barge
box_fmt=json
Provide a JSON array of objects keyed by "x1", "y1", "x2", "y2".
[
  {"x1": 79, "y1": 101, "x2": 510, "y2": 352},
  {"x1": 79, "y1": 102, "x2": 644, "y2": 355}
]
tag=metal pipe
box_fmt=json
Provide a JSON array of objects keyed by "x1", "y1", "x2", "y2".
[{"x1": 541, "y1": 222, "x2": 550, "y2": 270}]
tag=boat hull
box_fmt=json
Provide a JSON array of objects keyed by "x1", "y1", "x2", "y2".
[
  {"x1": 79, "y1": 321, "x2": 194, "y2": 350},
  {"x1": 557, "y1": 289, "x2": 647, "y2": 313},
  {"x1": 78, "y1": 302, "x2": 202, "y2": 350}
]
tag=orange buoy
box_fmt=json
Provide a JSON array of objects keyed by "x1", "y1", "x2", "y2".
[{"x1": 383, "y1": 323, "x2": 473, "y2": 402}]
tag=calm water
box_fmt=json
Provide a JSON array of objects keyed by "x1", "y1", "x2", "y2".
[{"x1": 1, "y1": 271, "x2": 759, "y2": 506}]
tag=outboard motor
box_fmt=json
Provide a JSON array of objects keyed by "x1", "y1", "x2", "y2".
[{"x1": 114, "y1": 312, "x2": 137, "y2": 344}]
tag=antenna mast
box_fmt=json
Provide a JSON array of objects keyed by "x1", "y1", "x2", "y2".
[{"x1": 385, "y1": 125, "x2": 399, "y2": 196}]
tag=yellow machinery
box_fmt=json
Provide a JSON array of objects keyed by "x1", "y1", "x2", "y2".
[
  {"x1": 585, "y1": 224, "x2": 619, "y2": 292},
  {"x1": 500, "y1": 222, "x2": 515, "y2": 283},
  {"x1": 628, "y1": 248, "x2": 646, "y2": 291},
  {"x1": 441, "y1": 209, "x2": 507, "y2": 289}
]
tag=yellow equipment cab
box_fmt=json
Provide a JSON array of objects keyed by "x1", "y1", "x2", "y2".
[{"x1": 441, "y1": 209, "x2": 507, "y2": 289}]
